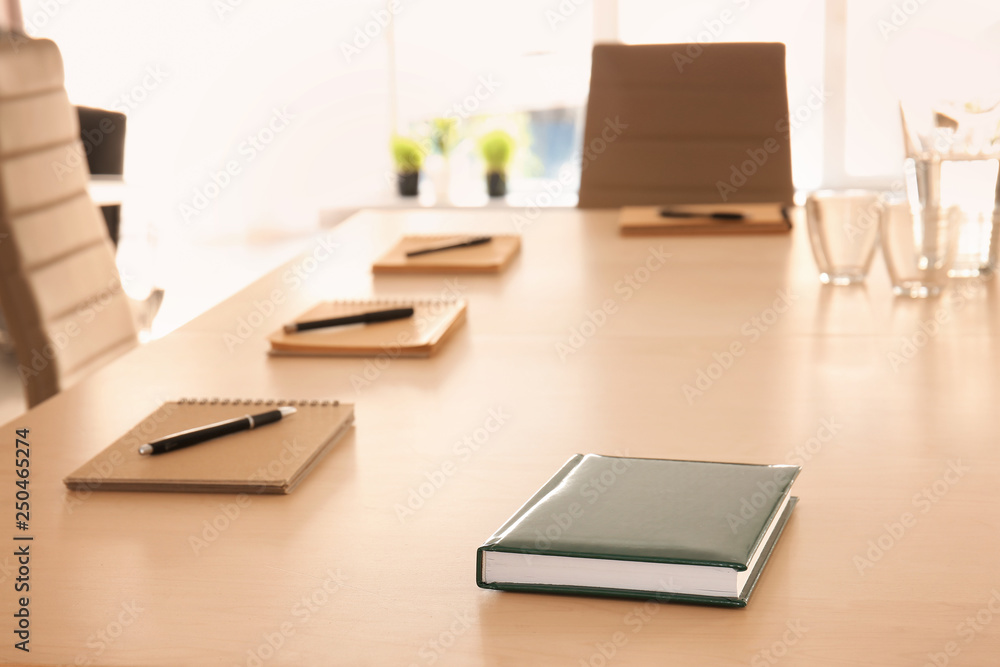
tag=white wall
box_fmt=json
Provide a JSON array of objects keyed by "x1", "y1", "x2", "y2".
[{"x1": 24, "y1": 0, "x2": 393, "y2": 239}]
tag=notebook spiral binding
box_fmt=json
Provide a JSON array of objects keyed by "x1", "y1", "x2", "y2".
[
  {"x1": 323, "y1": 298, "x2": 461, "y2": 306},
  {"x1": 176, "y1": 398, "x2": 341, "y2": 407}
]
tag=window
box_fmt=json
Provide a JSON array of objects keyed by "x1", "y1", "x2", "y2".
[
  {"x1": 835, "y1": 0, "x2": 1000, "y2": 187},
  {"x1": 389, "y1": 0, "x2": 594, "y2": 202}
]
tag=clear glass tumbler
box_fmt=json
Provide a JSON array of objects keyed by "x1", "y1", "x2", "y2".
[
  {"x1": 806, "y1": 190, "x2": 881, "y2": 285},
  {"x1": 901, "y1": 101, "x2": 1000, "y2": 278},
  {"x1": 881, "y1": 202, "x2": 960, "y2": 298}
]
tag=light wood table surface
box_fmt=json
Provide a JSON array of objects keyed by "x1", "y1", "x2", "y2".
[{"x1": 3, "y1": 208, "x2": 1000, "y2": 666}]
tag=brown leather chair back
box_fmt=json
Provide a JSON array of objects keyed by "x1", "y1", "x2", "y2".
[{"x1": 578, "y1": 43, "x2": 794, "y2": 208}]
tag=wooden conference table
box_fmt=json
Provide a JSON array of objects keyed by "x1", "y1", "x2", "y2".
[{"x1": 3, "y1": 208, "x2": 1000, "y2": 666}]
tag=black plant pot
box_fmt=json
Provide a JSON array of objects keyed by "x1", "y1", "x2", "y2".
[
  {"x1": 397, "y1": 172, "x2": 419, "y2": 197},
  {"x1": 486, "y1": 171, "x2": 507, "y2": 197}
]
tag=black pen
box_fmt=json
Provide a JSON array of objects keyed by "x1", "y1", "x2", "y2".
[
  {"x1": 138, "y1": 407, "x2": 296, "y2": 455},
  {"x1": 405, "y1": 236, "x2": 492, "y2": 257},
  {"x1": 659, "y1": 209, "x2": 745, "y2": 221},
  {"x1": 283, "y1": 307, "x2": 414, "y2": 333}
]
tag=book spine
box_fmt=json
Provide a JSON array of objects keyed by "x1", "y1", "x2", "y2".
[{"x1": 739, "y1": 467, "x2": 799, "y2": 568}]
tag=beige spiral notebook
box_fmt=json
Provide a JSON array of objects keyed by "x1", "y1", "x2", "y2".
[
  {"x1": 268, "y1": 299, "x2": 467, "y2": 357},
  {"x1": 372, "y1": 235, "x2": 521, "y2": 273},
  {"x1": 63, "y1": 398, "x2": 354, "y2": 494},
  {"x1": 619, "y1": 204, "x2": 790, "y2": 235}
]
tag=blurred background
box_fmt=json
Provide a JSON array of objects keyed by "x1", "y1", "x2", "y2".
[{"x1": 10, "y1": 0, "x2": 1000, "y2": 342}]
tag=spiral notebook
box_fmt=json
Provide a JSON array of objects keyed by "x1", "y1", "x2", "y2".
[
  {"x1": 372, "y1": 235, "x2": 521, "y2": 273},
  {"x1": 268, "y1": 299, "x2": 467, "y2": 357},
  {"x1": 63, "y1": 398, "x2": 354, "y2": 494},
  {"x1": 619, "y1": 204, "x2": 791, "y2": 235}
]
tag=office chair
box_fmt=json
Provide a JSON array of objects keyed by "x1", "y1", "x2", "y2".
[
  {"x1": 0, "y1": 31, "x2": 138, "y2": 407},
  {"x1": 577, "y1": 42, "x2": 794, "y2": 208},
  {"x1": 78, "y1": 105, "x2": 127, "y2": 245}
]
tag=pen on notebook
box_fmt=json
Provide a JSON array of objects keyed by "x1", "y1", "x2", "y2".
[
  {"x1": 283, "y1": 307, "x2": 414, "y2": 333},
  {"x1": 138, "y1": 407, "x2": 296, "y2": 456},
  {"x1": 659, "y1": 209, "x2": 745, "y2": 221},
  {"x1": 405, "y1": 236, "x2": 492, "y2": 257}
]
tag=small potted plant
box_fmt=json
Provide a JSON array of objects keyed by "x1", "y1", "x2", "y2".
[
  {"x1": 391, "y1": 135, "x2": 424, "y2": 197},
  {"x1": 478, "y1": 130, "x2": 515, "y2": 197}
]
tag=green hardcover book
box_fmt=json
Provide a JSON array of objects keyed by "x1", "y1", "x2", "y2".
[{"x1": 476, "y1": 454, "x2": 799, "y2": 607}]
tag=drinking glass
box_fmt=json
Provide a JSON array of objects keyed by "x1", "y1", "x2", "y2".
[
  {"x1": 805, "y1": 190, "x2": 881, "y2": 285},
  {"x1": 901, "y1": 101, "x2": 1000, "y2": 277},
  {"x1": 881, "y1": 202, "x2": 960, "y2": 298}
]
